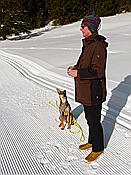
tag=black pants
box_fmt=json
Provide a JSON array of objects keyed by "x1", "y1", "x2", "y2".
[{"x1": 83, "y1": 104, "x2": 104, "y2": 152}]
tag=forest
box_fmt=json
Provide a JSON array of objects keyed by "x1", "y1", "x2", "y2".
[{"x1": 0, "y1": 0, "x2": 131, "y2": 40}]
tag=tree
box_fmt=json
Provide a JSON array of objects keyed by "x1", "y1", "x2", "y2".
[
  {"x1": 45, "y1": 0, "x2": 89, "y2": 25},
  {"x1": 0, "y1": 0, "x2": 48, "y2": 40}
]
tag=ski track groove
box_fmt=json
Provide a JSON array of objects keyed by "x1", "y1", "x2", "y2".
[
  {"x1": 0, "y1": 54, "x2": 74, "y2": 97},
  {"x1": 1, "y1": 120, "x2": 32, "y2": 175}
]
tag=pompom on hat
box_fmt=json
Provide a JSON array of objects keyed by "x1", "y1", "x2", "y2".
[{"x1": 81, "y1": 13, "x2": 101, "y2": 33}]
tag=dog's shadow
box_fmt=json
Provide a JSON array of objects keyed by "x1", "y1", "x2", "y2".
[{"x1": 72, "y1": 105, "x2": 84, "y2": 120}]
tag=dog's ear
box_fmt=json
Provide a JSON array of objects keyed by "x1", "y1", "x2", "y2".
[
  {"x1": 63, "y1": 90, "x2": 66, "y2": 94},
  {"x1": 56, "y1": 88, "x2": 61, "y2": 94}
]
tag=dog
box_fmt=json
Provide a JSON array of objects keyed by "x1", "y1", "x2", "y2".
[{"x1": 57, "y1": 88, "x2": 74, "y2": 130}]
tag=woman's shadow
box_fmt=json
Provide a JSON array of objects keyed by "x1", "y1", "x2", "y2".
[{"x1": 102, "y1": 75, "x2": 131, "y2": 148}]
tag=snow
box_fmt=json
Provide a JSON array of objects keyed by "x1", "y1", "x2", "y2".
[{"x1": 0, "y1": 12, "x2": 131, "y2": 175}]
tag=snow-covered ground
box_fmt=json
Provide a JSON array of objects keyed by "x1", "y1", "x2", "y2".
[{"x1": 0, "y1": 13, "x2": 131, "y2": 175}]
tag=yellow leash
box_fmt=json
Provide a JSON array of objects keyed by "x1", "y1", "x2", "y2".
[{"x1": 49, "y1": 99, "x2": 85, "y2": 142}]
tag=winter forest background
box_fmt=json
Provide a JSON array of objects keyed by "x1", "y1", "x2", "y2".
[{"x1": 0, "y1": 0, "x2": 131, "y2": 40}]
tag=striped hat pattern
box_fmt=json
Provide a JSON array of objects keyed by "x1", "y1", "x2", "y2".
[{"x1": 81, "y1": 14, "x2": 101, "y2": 33}]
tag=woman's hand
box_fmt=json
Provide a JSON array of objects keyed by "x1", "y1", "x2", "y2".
[{"x1": 67, "y1": 66, "x2": 78, "y2": 77}]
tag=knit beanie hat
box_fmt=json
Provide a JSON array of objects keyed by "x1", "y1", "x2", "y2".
[{"x1": 81, "y1": 14, "x2": 101, "y2": 33}]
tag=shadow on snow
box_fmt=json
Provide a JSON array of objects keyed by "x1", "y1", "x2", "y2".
[{"x1": 103, "y1": 75, "x2": 131, "y2": 148}]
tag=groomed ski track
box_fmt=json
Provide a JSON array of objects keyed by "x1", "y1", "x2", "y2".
[{"x1": 0, "y1": 50, "x2": 131, "y2": 175}]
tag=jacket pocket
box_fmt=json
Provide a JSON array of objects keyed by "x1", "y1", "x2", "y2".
[{"x1": 91, "y1": 79, "x2": 102, "y2": 104}]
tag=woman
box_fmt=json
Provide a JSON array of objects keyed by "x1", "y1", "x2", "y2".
[{"x1": 67, "y1": 14, "x2": 108, "y2": 163}]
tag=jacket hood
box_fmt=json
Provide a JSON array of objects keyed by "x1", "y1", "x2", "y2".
[
  {"x1": 83, "y1": 32, "x2": 108, "y2": 48},
  {"x1": 96, "y1": 35, "x2": 108, "y2": 48}
]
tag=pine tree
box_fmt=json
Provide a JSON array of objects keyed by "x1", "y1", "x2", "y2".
[
  {"x1": 45, "y1": 0, "x2": 88, "y2": 25},
  {"x1": 0, "y1": 0, "x2": 48, "y2": 40}
]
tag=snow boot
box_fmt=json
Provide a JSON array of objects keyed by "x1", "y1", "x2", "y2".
[
  {"x1": 79, "y1": 143, "x2": 92, "y2": 151},
  {"x1": 85, "y1": 151, "x2": 103, "y2": 163}
]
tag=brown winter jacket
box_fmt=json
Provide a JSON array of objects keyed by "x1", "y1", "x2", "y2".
[{"x1": 74, "y1": 32, "x2": 108, "y2": 106}]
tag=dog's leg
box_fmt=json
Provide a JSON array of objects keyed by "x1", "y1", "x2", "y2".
[
  {"x1": 70, "y1": 114, "x2": 74, "y2": 126},
  {"x1": 67, "y1": 111, "x2": 71, "y2": 129},
  {"x1": 59, "y1": 114, "x2": 65, "y2": 130}
]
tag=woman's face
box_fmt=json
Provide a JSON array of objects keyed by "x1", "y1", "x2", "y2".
[{"x1": 80, "y1": 25, "x2": 92, "y2": 38}]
